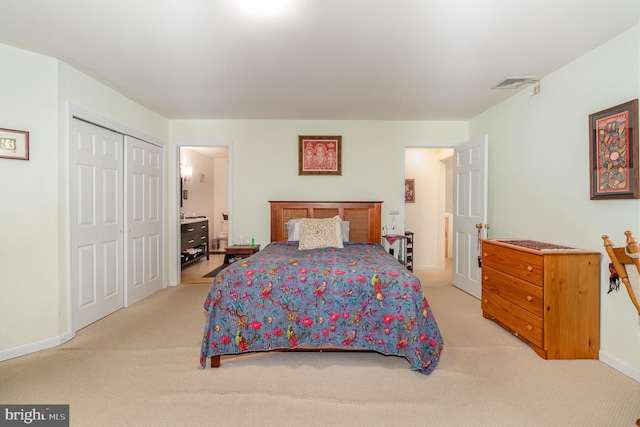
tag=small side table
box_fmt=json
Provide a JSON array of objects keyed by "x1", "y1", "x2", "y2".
[
  {"x1": 223, "y1": 245, "x2": 260, "y2": 267},
  {"x1": 382, "y1": 235, "x2": 409, "y2": 268}
]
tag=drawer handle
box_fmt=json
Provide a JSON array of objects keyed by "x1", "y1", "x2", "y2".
[
  {"x1": 526, "y1": 296, "x2": 533, "y2": 302},
  {"x1": 527, "y1": 266, "x2": 534, "y2": 272},
  {"x1": 200, "y1": 225, "x2": 206, "y2": 229},
  {"x1": 483, "y1": 276, "x2": 488, "y2": 280},
  {"x1": 526, "y1": 325, "x2": 533, "y2": 331},
  {"x1": 200, "y1": 236, "x2": 206, "y2": 240},
  {"x1": 188, "y1": 239, "x2": 195, "y2": 244},
  {"x1": 483, "y1": 299, "x2": 488, "y2": 304},
  {"x1": 187, "y1": 228, "x2": 195, "y2": 232}
]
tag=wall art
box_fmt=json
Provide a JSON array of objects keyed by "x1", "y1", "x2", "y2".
[
  {"x1": 298, "y1": 135, "x2": 342, "y2": 176},
  {"x1": 0, "y1": 128, "x2": 29, "y2": 160},
  {"x1": 589, "y1": 99, "x2": 638, "y2": 199}
]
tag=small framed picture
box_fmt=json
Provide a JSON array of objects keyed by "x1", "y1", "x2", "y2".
[
  {"x1": 0, "y1": 128, "x2": 29, "y2": 160},
  {"x1": 298, "y1": 135, "x2": 342, "y2": 175},
  {"x1": 589, "y1": 99, "x2": 639, "y2": 199},
  {"x1": 405, "y1": 179, "x2": 415, "y2": 203}
]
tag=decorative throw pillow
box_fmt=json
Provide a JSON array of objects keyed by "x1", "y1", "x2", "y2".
[{"x1": 298, "y1": 216, "x2": 343, "y2": 250}]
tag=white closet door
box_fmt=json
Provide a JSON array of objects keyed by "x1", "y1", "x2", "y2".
[
  {"x1": 125, "y1": 136, "x2": 164, "y2": 306},
  {"x1": 71, "y1": 119, "x2": 125, "y2": 330}
]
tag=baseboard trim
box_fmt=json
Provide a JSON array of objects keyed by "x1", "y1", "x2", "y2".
[
  {"x1": 0, "y1": 332, "x2": 74, "y2": 363},
  {"x1": 599, "y1": 350, "x2": 640, "y2": 382}
]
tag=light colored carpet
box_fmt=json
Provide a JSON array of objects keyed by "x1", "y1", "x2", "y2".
[{"x1": 1, "y1": 282, "x2": 638, "y2": 427}]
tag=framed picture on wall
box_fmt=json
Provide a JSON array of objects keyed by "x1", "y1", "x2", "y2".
[
  {"x1": 0, "y1": 128, "x2": 29, "y2": 160},
  {"x1": 298, "y1": 135, "x2": 342, "y2": 175},
  {"x1": 589, "y1": 99, "x2": 639, "y2": 199},
  {"x1": 405, "y1": 179, "x2": 415, "y2": 203}
]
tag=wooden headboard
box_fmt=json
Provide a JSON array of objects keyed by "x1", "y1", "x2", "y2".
[{"x1": 269, "y1": 201, "x2": 382, "y2": 244}]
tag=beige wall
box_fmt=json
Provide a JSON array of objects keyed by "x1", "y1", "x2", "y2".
[
  {"x1": 0, "y1": 44, "x2": 60, "y2": 352},
  {"x1": 168, "y1": 120, "x2": 469, "y2": 256},
  {"x1": 470, "y1": 25, "x2": 640, "y2": 379}
]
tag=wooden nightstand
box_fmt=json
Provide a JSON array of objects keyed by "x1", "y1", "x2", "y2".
[{"x1": 223, "y1": 245, "x2": 260, "y2": 267}]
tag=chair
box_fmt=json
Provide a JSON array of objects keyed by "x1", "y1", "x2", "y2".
[
  {"x1": 602, "y1": 231, "x2": 640, "y2": 316},
  {"x1": 601, "y1": 231, "x2": 640, "y2": 427}
]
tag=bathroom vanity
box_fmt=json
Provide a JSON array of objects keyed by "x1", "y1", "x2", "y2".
[{"x1": 180, "y1": 218, "x2": 209, "y2": 268}]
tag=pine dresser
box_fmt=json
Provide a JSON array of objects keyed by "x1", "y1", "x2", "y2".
[{"x1": 481, "y1": 238, "x2": 600, "y2": 359}]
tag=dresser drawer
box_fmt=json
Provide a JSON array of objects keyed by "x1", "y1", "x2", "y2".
[
  {"x1": 194, "y1": 221, "x2": 208, "y2": 233},
  {"x1": 181, "y1": 222, "x2": 208, "y2": 237},
  {"x1": 182, "y1": 233, "x2": 208, "y2": 250},
  {"x1": 181, "y1": 224, "x2": 198, "y2": 238},
  {"x1": 482, "y1": 266, "x2": 543, "y2": 317},
  {"x1": 482, "y1": 242, "x2": 543, "y2": 285},
  {"x1": 482, "y1": 291, "x2": 543, "y2": 349}
]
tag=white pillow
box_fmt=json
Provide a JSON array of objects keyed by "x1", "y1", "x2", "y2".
[
  {"x1": 340, "y1": 221, "x2": 350, "y2": 242},
  {"x1": 298, "y1": 216, "x2": 344, "y2": 250},
  {"x1": 286, "y1": 218, "x2": 302, "y2": 241},
  {"x1": 287, "y1": 218, "x2": 349, "y2": 242}
]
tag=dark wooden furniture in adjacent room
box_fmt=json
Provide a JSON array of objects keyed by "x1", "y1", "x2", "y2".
[
  {"x1": 223, "y1": 244, "x2": 260, "y2": 267},
  {"x1": 405, "y1": 231, "x2": 414, "y2": 271},
  {"x1": 181, "y1": 218, "x2": 209, "y2": 269}
]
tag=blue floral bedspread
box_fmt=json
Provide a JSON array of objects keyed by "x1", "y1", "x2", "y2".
[{"x1": 200, "y1": 241, "x2": 444, "y2": 374}]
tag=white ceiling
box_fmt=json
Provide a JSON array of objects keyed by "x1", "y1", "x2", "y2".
[{"x1": 0, "y1": 0, "x2": 638, "y2": 120}]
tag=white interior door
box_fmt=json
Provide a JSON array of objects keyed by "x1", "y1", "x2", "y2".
[
  {"x1": 125, "y1": 136, "x2": 164, "y2": 306},
  {"x1": 71, "y1": 119, "x2": 125, "y2": 330},
  {"x1": 452, "y1": 135, "x2": 488, "y2": 299}
]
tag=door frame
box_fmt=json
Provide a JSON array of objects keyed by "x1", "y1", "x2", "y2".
[
  {"x1": 403, "y1": 142, "x2": 459, "y2": 270},
  {"x1": 403, "y1": 139, "x2": 487, "y2": 282},
  {"x1": 172, "y1": 141, "x2": 233, "y2": 286},
  {"x1": 66, "y1": 105, "x2": 167, "y2": 337}
]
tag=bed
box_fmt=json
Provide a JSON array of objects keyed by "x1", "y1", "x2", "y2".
[{"x1": 199, "y1": 201, "x2": 444, "y2": 374}]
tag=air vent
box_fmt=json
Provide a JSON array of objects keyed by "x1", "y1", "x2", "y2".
[{"x1": 492, "y1": 77, "x2": 537, "y2": 89}]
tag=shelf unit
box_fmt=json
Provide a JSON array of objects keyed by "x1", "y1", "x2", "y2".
[{"x1": 405, "y1": 231, "x2": 414, "y2": 271}]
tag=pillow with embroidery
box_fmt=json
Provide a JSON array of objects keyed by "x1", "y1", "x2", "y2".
[
  {"x1": 298, "y1": 216, "x2": 343, "y2": 250},
  {"x1": 287, "y1": 218, "x2": 350, "y2": 242}
]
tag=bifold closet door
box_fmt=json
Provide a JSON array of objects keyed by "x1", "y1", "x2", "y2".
[
  {"x1": 71, "y1": 119, "x2": 125, "y2": 331},
  {"x1": 125, "y1": 136, "x2": 163, "y2": 306},
  {"x1": 71, "y1": 119, "x2": 165, "y2": 331}
]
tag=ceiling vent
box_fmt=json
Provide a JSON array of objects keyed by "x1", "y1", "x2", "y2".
[{"x1": 492, "y1": 77, "x2": 538, "y2": 89}]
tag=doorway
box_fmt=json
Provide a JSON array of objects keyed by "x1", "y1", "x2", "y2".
[
  {"x1": 404, "y1": 147, "x2": 453, "y2": 283},
  {"x1": 177, "y1": 145, "x2": 230, "y2": 284}
]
